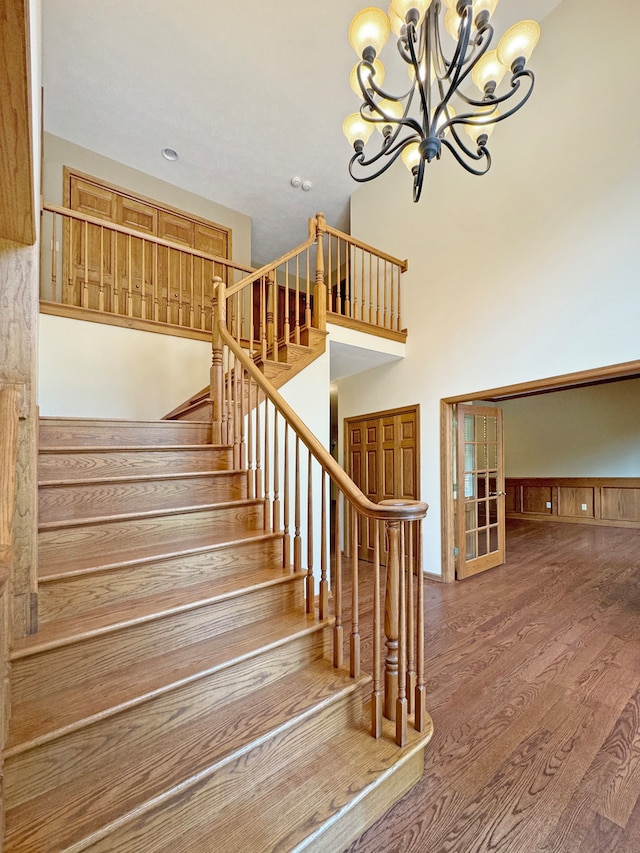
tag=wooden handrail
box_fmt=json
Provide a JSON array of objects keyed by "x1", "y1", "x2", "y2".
[
  {"x1": 315, "y1": 216, "x2": 408, "y2": 273},
  {"x1": 212, "y1": 278, "x2": 428, "y2": 745},
  {"x1": 218, "y1": 321, "x2": 427, "y2": 523},
  {"x1": 225, "y1": 232, "x2": 318, "y2": 298},
  {"x1": 41, "y1": 202, "x2": 255, "y2": 275}
]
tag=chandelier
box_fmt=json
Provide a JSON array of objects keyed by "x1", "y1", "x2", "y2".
[{"x1": 343, "y1": 0, "x2": 540, "y2": 201}]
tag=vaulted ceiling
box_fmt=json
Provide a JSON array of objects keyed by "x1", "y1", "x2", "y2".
[{"x1": 42, "y1": 0, "x2": 563, "y2": 266}]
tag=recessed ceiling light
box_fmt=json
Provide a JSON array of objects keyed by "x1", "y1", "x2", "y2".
[{"x1": 162, "y1": 147, "x2": 179, "y2": 161}]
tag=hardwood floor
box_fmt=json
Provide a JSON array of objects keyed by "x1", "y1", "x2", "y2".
[{"x1": 345, "y1": 519, "x2": 640, "y2": 853}]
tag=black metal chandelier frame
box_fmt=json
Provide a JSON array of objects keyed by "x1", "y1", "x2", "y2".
[{"x1": 348, "y1": 0, "x2": 536, "y2": 201}]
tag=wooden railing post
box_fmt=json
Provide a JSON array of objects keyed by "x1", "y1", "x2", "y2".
[
  {"x1": 313, "y1": 214, "x2": 327, "y2": 332},
  {"x1": 266, "y1": 275, "x2": 275, "y2": 354},
  {"x1": 383, "y1": 518, "x2": 401, "y2": 721},
  {"x1": 211, "y1": 276, "x2": 226, "y2": 445}
]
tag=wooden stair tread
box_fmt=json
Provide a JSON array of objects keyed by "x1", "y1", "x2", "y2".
[
  {"x1": 5, "y1": 663, "x2": 364, "y2": 852},
  {"x1": 7, "y1": 612, "x2": 331, "y2": 753},
  {"x1": 38, "y1": 528, "x2": 278, "y2": 581},
  {"x1": 38, "y1": 508, "x2": 265, "y2": 578},
  {"x1": 38, "y1": 468, "x2": 245, "y2": 487},
  {"x1": 38, "y1": 497, "x2": 258, "y2": 531},
  {"x1": 75, "y1": 706, "x2": 430, "y2": 853},
  {"x1": 195, "y1": 715, "x2": 430, "y2": 853},
  {"x1": 39, "y1": 443, "x2": 229, "y2": 454},
  {"x1": 14, "y1": 568, "x2": 300, "y2": 656}
]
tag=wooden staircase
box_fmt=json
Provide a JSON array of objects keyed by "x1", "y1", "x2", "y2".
[
  {"x1": 164, "y1": 326, "x2": 327, "y2": 422},
  {"x1": 2, "y1": 416, "x2": 430, "y2": 852}
]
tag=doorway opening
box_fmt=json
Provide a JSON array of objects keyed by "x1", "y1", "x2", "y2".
[{"x1": 441, "y1": 359, "x2": 640, "y2": 583}]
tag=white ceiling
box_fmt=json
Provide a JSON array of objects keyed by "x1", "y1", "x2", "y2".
[{"x1": 41, "y1": 0, "x2": 564, "y2": 267}]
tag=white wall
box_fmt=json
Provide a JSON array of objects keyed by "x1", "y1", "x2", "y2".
[
  {"x1": 43, "y1": 133, "x2": 252, "y2": 267},
  {"x1": 39, "y1": 314, "x2": 211, "y2": 419},
  {"x1": 502, "y1": 379, "x2": 640, "y2": 478},
  {"x1": 341, "y1": 0, "x2": 640, "y2": 575}
]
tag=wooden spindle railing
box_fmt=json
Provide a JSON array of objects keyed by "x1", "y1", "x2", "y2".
[
  {"x1": 39, "y1": 202, "x2": 254, "y2": 340},
  {"x1": 41, "y1": 203, "x2": 407, "y2": 354},
  {"x1": 211, "y1": 276, "x2": 428, "y2": 746},
  {"x1": 319, "y1": 219, "x2": 408, "y2": 341}
]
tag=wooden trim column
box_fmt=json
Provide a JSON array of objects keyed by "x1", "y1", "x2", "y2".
[{"x1": 313, "y1": 213, "x2": 327, "y2": 331}]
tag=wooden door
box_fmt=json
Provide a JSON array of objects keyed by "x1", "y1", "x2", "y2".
[
  {"x1": 346, "y1": 405, "x2": 419, "y2": 563},
  {"x1": 456, "y1": 405, "x2": 505, "y2": 579}
]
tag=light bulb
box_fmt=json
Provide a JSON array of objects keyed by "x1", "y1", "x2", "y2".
[
  {"x1": 473, "y1": 0, "x2": 499, "y2": 19},
  {"x1": 391, "y1": 0, "x2": 432, "y2": 26},
  {"x1": 472, "y1": 49, "x2": 507, "y2": 93},
  {"x1": 401, "y1": 141, "x2": 422, "y2": 172},
  {"x1": 349, "y1": 7, "x2": 391, "y2": 59},
  {"x1": 444, "y1": 8, "x2": 462, "y2": 38},
  {"x1": 374, "y1": 98, "x2": 404, "y2": 133},
  {"x1": 408, "y1": 57, "x2": 430, "y2": 84},
  {"x1": 350, "y1": 59, "x2": 386, "y2": 96},
  {"x1": 343, "y1": 113, "x2": 375, "y2": 148},
  {"x1": 497, "y1": 20, "x2": 540, "y2": 70},
  {"x1": 389, "y1": 7, "x2": 406, "y2": 36},
  {"x1": 464, "y1": 105, "x2": 499, "y2": 144}
]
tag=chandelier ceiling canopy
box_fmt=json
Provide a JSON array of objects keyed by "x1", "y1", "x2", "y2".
[{"x1": 343, "y1": 0, "x2": 540, "y2": 201}]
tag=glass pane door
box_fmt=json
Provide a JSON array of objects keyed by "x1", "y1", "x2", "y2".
[{"x1": 457, "y1": 405, "x2": 505, "y2": 578}]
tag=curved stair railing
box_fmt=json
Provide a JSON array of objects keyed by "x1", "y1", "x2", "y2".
[{"x1": 212, "y1": 273, "x2": 428, "y2": 745}]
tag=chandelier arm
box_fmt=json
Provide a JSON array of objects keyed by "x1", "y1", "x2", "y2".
[
  {"x1": 413, "y1": 157, "x2": 426, "y2": 203},
  {"x1": 455, "y1": 69, "x2": 534, "y2": 111},
  {"x1": 446, "y1": 122, "x2": 484, "y2": 162},
  {"x1": 433, "y1": 8, "x2": 454, "y2": 81},
  {"x1": 358, "y1": 107, "x2": 423, "y2": 140},
  {"x1": 358, "y1": 81, "x2": 423, "y2": 141},
  {"x1": 357, "y1": 60, "x2": 413, "y2": 103},
  {"x1": 364, "y1": 77, "x2": 414, "y2": 103},
  {"x1": 405, "y1": 21, "x2": 431, "y2": 126},
  {"x1": 442, "y1": 5, "x2": 475, "y2": 84},
  {"x1": 440, "y1": 137, "x2": 492, "y2": 176},
  {"x1": 348, "y1": 137, "x2": 419, "y2": 183}
]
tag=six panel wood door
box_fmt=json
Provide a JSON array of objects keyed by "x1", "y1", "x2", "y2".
[
  {"x1": 456, "y1": 405, "x2": 505, "y2": 579},
  {"x1": 346, "y1": 406, "x2": 419, "y2": 563}
]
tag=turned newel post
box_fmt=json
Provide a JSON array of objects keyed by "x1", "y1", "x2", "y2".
[
  {"x1": 383, "y1": 518, "x2": 401, "y2": 722},
  {"x1": 266, "y1": 276, "x2": 275, "y2": 353},
  {"x1": 211, "y1": 276, "x2": 226, "y2": 445},
  {"x1": 313, "y1": 213, "x2": 327, "y2": 332}
]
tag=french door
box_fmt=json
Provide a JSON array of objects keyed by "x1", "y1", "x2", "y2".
[{"x1": 456, "y1": 405, "x2": 505, "y2": 578}]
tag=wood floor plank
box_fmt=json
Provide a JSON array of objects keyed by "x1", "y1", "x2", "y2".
[{"x1": 345, "y1": 520, "x2": 640, "y2": 853}]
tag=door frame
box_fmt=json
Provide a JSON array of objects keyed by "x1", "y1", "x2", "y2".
[{"x1": 440, "y1": 358, "x2": 640, "y2": 583}]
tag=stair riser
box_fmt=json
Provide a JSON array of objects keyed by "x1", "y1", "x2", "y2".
[
  {"x1": 300, "y1": 751, "x2": 424, "y2": 853},
  {"x1": 73, "y1": 691, "x2": 363, "y2": 853},
  {"x1": 39, "y1": 419, "x2": 212, "y2": 448},
  {"x1": 171, "y1": 400, "x2": 213, "y2": 421},
  {"x1": 5, "y1": 630, "x2": 331, "y2": 812},
  {"x1": 12, "y1": 581, "x2": 305, "y2": 706},
  {"x1": 38, "y1": 447, "x2": 233, "y2": 481},
  {"x1": 38, "y1": 536, "x2": 284, "y2": 624},
  {"x1": 38, "y1": 472, "x2": 248, "y2": 524},
  {"x1": 38, "y1": 503, "x2": 264, "y2": 575}
]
